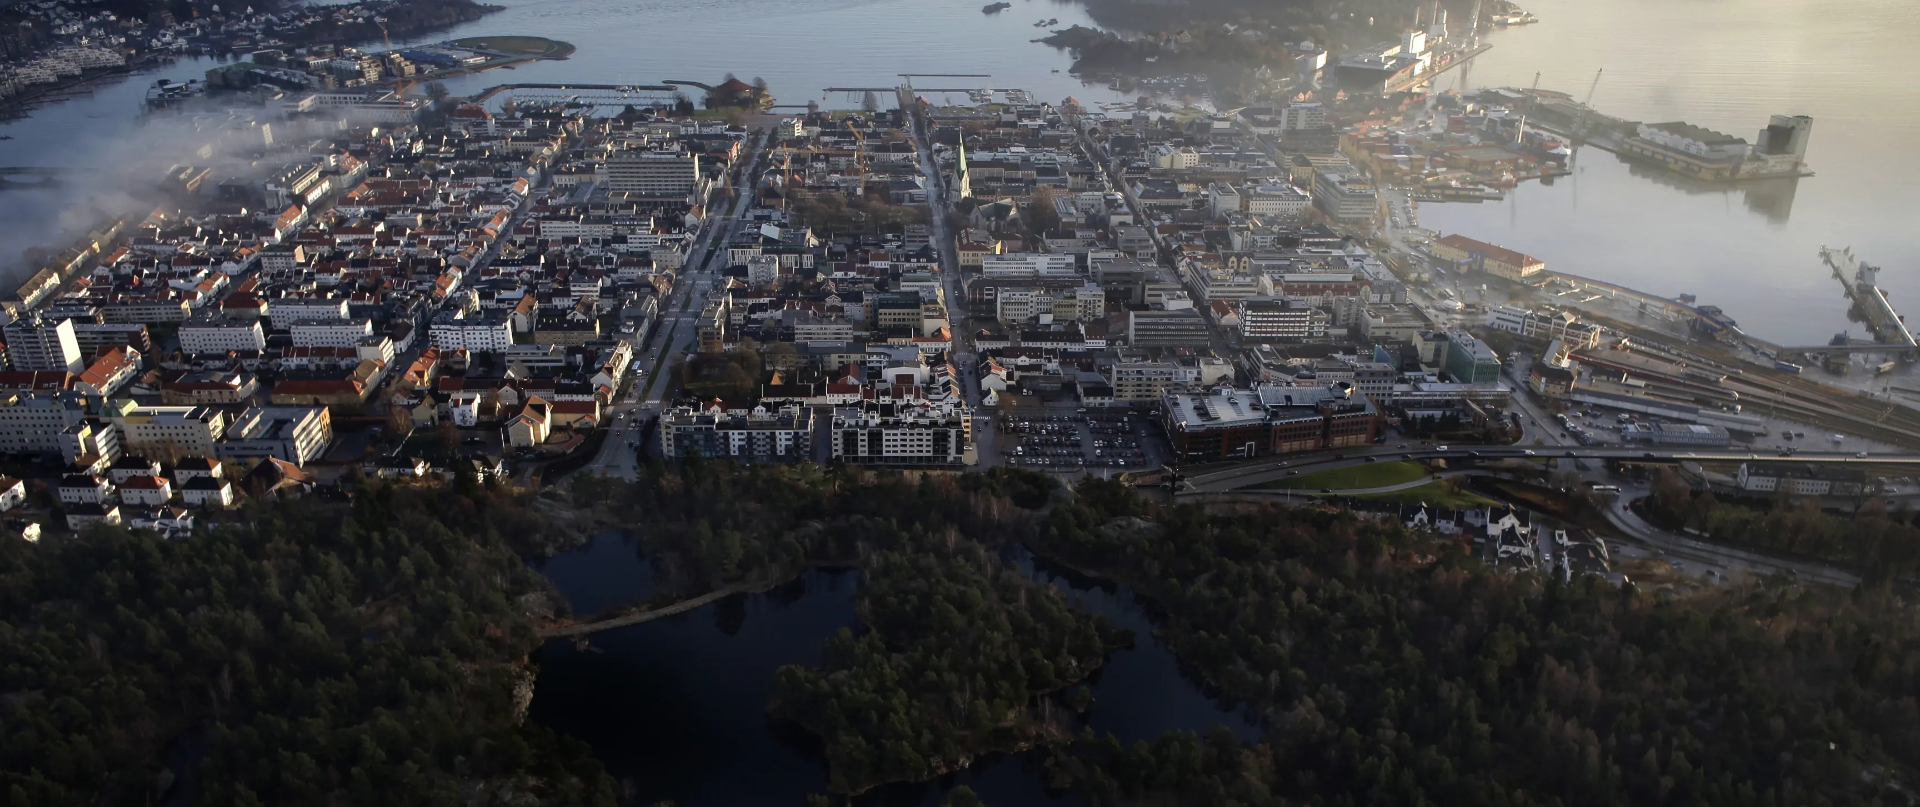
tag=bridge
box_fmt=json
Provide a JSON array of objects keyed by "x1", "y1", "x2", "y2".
[
  {"x1": 1180, "y1": 445, "x2": 1920, "y2": 492},
  {"x1": 538, "y1": 584, "x2": 748, "y2": 638}
]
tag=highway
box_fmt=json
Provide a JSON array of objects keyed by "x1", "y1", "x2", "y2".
[{"x1": 1181, "y1": 445, "x2": 1920, "y2": 492}]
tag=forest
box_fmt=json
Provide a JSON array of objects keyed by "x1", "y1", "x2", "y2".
[
  {"x1": 1038, "y1": 478, "x2": 1920, "y2": 806},
  {"x1": 768, "y1": 536, "x2": 1121, "y2": 794},
  {"x1": 1644, "y1": 467, "x2": 1920, "y2": 582},
  {"x1": 0, "y1": 480, "x2": 614, "y2": 806},
  {"x1": 9, "y1": 460, "x2": 1915, "y2": 806}
]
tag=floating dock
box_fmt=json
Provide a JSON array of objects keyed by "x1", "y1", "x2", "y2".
[{"x1": 1820, "y1": 246, "x2": 1917, "y2": 353}]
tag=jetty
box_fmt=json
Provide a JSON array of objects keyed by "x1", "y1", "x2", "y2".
[{"x1": 1820, "y1": 246, "x2": 1917, "y2": 354}]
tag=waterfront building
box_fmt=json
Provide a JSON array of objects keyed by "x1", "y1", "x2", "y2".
[
  {"x1": 1484, "y1": 305, "x2": 1604, "y2": 348},
  {"x1": 1431, "y1": 234, "x2": 1545, "y2": 280}
]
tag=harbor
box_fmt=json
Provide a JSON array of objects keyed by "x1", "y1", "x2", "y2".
[{"x1": 1821, "y1": 246, "x2": 1918, "y2": 354}]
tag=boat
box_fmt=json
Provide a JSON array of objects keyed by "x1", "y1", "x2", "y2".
[{"x1": 982, "y1": 2, "x2": 1011, "y2": 12}]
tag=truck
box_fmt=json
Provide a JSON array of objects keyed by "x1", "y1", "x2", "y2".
[
  {"x1": 1774, "y1": 360, "x2": 1803, "y2": 374},
  {"x1": 1876, "y1": 360, "x2": 1898, "y2": 375}
]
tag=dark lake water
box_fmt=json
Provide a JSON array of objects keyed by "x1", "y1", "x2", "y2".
[{"x1": 528, "y1": 532, "x2": 1256, "y2": 806}]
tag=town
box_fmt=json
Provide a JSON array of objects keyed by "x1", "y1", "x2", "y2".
[{"x1": 0, "y1": 0, "x2": 1911, "y2": 595}]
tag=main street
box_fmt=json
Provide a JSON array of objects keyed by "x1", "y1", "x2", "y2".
[{"x1": 585, "y1": 128, "x2": 772, "y2": 480}]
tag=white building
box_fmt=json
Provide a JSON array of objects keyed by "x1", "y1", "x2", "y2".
[
  {"x1": 601, "y1": 149, "x2": 701, "y2": 196},
  {"x1": 4, "y1": 316, "x2": 83, "y2": 373},
  {"x1": 266, "y1": 297, "x2": 352, "y2": 330},
  {"x1": 430, "y1": 310, "x2": 514, "y2": 352},
  {"x1": 1484, "y1": 305, "x2": 1604, "y2": 349},
  {"x1": 118, "y1": 475, "x2": 174, "y2": 506},
  {"x1": 290, "y1": 318, "x2": 376, "y2": 349},
  {"x1": 1313, "y1": 171, "x2": 1378, "y2": 223},
  {"x1": 1244, "y1": 184, "x2": 1312, "y2": 221},
  {"x1": 980, "y1": 253, "x2": 1079, "y2": 278},
  {"x1": 1634, "y1": 122, "x2": 1750, "y2": 162},
  {"x1": 0, "y1": 393, "x2": 90, "y2": 455},
  {"x1": 179, "y1": 317, "x2": 268, "y2": 354},
  {"x1": 111, "y1": 404, "x2": 228, "y2": 458}
]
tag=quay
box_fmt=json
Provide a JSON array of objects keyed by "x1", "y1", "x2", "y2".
[
  {"x1": 1384, "y1": 42, "x2": 1492, "y2": 94},
  {"x1": 1820, "y1": 246, "x2": 1917, "y2": 353},
  {"x1": 470, "y1": 82, "x2": 682, "y2": 107}
]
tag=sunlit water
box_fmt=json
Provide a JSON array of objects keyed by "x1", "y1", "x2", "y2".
[{"x1": 3, "y1": 0, "x2": 1914, "y2": 336}]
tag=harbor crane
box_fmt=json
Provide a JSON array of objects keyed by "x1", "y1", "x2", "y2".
[{"x1": 1572, "y1": 68, "x2": 1604, "y2": 139}]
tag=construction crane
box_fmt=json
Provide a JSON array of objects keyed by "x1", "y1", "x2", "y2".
[
  {"x1": 1573, "y1": 67, "x2": 1603, "y2": 139},
  {"x1": 844, "y1": 118, "x2": 868, "y2": 198},
  {"x1": 376, "y1": 17, "x2": 409, "y2": 101}
]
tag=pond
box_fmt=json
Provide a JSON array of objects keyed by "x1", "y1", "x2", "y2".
[{"x1": 528, "y1": 534, "x2": 1262, "y2": 805}]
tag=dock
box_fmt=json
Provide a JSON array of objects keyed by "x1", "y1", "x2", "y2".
[
  {"x1": 1820, "y1": 246, "x2": 1917, "y2": 353},
  {"x1": 1385, "y1": 42, "x2": 1492, "y2": 94}
]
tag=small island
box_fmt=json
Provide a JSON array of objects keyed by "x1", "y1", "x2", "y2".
[{"x1": 983, "y1": 2, "x2": 1013, "y2": 13}]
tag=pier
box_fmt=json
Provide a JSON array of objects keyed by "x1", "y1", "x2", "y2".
[
  {"x1": 538, "y1": 584, "x2": 748, "y2": 638},
  {"x1": 1820, "y1": 246, "x2": 1917, "y2": 353}
]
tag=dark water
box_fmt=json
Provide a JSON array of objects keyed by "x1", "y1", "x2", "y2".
[{"x1": 528, "y1": 536, "x2": 1255, "y2": 806}]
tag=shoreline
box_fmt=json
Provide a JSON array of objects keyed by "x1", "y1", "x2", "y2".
[{"x1": 0, "y1": 4, "x2": 507, "y2": 126}]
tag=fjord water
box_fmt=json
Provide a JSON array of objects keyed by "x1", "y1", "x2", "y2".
[
  {"x1": 3, "y1": 0, "x2": 1917, "y2": 342},
  {"x1": 1420, "y1": 0, "x2": 1920, "y2": 345},
  {"x1": 528, "y1": 534, "x2": 1255, "y2": 805}
]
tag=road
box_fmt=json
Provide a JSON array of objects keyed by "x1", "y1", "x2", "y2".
[
  {"x1": 1181, "y1": 444, "x2": 1920, "y2": 492},
  {"x1": 583, "y1": 129, "x2": 771, "y2": 480},
  {"x1": 909, "y1": 108, "x2": 980, "y2": 409}
]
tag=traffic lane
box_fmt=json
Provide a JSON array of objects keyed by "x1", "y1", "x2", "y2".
[{"x1": 1185, "y1": 445, "x2": 1920, "y2": 488}]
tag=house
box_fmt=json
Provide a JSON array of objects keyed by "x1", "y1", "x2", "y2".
[
  {"x1": 505, "y1": 398, "x2": 552, "y2": 448},
  {"x1": 9, "y1": 518, "x2": 42, "y2": 542},
  {"x1": 57, "y1": 474, "x2": 114, "y2": 504},
  {"x1": 108, "y1": 456, "x2": 164, "y2": 485},
  {"x1": 459, "y1": 456, "x2": 509, "y2": 482},
  {"x1": 0, "y1": 477, "x2": 23, "y2": 512},
  {"x1": 66, "y1": 502, "x2": 123, "y2": 532},
  {"x1": 128, "y1": 506, "x2": 193, "y2": 538},
  {"x1": 173, "y1": 457, "x2": 223, "y2": 485},
  {"x1": 372, "y1": 456, "x2": 432, "y2": 479},
  {"x1": 243, "y1": 456, "x2": 316, "y2": 499},
  {"x1": 119, "y1": 475, "x2": 174, "y2": 506},
  {"x1": 180, "y1": 475, "x2": 236, "y2": 508}
]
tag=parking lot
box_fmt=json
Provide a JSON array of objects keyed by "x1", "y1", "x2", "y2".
[{"x1": 1000, "y1": 410, "x2": 1155, "y2": 470}]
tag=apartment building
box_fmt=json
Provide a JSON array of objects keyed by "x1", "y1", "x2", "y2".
[
  {"x1": 179, "y1": 315, "x2": 268, "y2": 354},
  {"x1": 4, "y1": 316, "x2": 82, "y2": 373},
  {"x1": 831, "y1": 402, "x2": 971, "y2": 465}
]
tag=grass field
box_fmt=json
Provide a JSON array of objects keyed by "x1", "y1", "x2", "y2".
[
  {"x1": 1353, "y1": 481, "x2": 1500, "y2": 509},
  {"x1": 1255, "y1": 461, "x2": 1431, "y2": 491},
  {"x1": 450, "y1": 36, "x2": 575, "y2": 58}
]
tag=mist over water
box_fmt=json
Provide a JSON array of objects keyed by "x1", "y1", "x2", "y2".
[
  {"x1": 1423, "y1": 0, "x2": 1920, "y2": 344},
  {"x1": 2, "y1": 0, "x2": 1914, "y2": 339}
]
